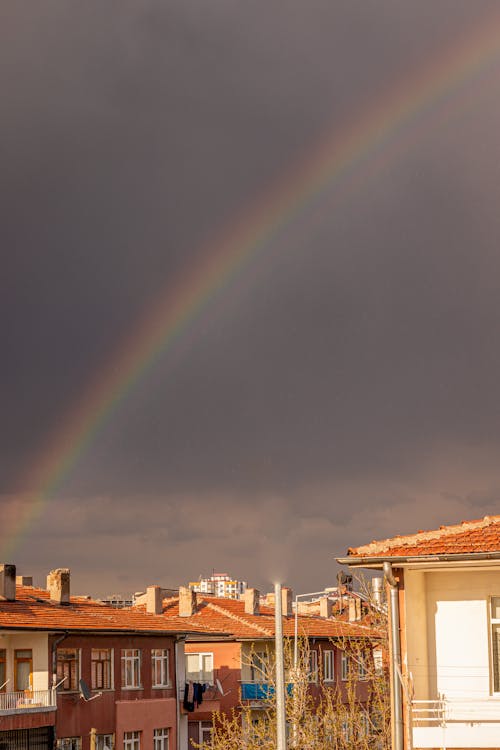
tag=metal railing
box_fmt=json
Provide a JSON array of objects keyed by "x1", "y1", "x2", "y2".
[
  {"x1": 0, "y1": 688, "x2": 57, "y2": 714},
  {"x1": 412, "y1": 696, "x2": 500, "y2": 726},
  {"x1": 240, "y1": 682, "x2": 294, "y2": 701}
]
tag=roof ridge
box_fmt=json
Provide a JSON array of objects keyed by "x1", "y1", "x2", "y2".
[
  {"x1": 348, "y1": 514, "x2": 500, "y2": 556},
  {"x1": 207, "y1": 601, "x2": 273, "y2": 637}
]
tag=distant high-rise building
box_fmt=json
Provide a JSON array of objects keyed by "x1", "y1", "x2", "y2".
[{"x1": 188, "y1": 572, "x2": 247, "y2": 599}]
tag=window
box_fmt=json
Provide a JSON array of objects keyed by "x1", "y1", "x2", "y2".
[
  {"x1": 308, "y1": 650, "x2": 318, "y2": 683},
  {"x1": 373, "y1": 647, "x2": 383, "y2": 674},
  {"x1": 200, "y1": 723, "x2": 212, "y2": 746},
  {"x1": 91, "y1": 649, "x2": 113, "y2": 690},
  {"x1": 121, "y1": 650, "x2": 141, "y2": 688},
  {"x1": 250, "y1": 652, "x2": 267, "y2": 683},
  {"x1": 0, "y1": 649, "x2": 6, "y2": 691},
  {"x1": 323, "y1": 650, "x2": 334, "y2": 682},
  {"x1": 123, "y1": 733, "x2": 140, "y2": 750},
  {"x1": 96, "y1": 736, "x2": 113, "y2": 750},
  {"x1": 491, "y1": 597, "x2": 500, "y2": 692},
  {"x1": 57, "y1": 649, "x2": 79, "y2": 692},
  {"x1": 153, "y1": 728, "x2": 169, "y2": 750},
  {"x1": 185, "y1": 652, "x2": 213, "y2": 683},
  {"x1": 57, "y1": 739, "x2": 82, "y2": 750},
  {"x1": 15, "y1": 649, "x2": 33, "y2": 691},
  {"x1": 152, "y1": 649, "x2": 170, "y2": 687},
  {"x1": 341, "y1": 651, "x2": 349, "y2": 681},
  {"x1": 358, "y1": 651, "x2": 368, "y2": 680}
]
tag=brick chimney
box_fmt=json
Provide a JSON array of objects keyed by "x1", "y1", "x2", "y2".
[
  {"x1": 319, "y1": 596, "x2": 332, "y2": 619},
  {"x1": 0, "y1": 564, "x2": 16, "y2": 601},
  {"x1": 16, "y1": 576, "x2": 33, "y2": 587},
  {"x1": 281, "y1": 587, "x2": 293, "y2": 617},
  {"x1": 179, "y1": 586, "x2": 197, "y2": 617},
  {"x1": 146, "y1": 585, "x2": 163, "y2": 615},
  {"x1": 244, "y1": 588, "x2": 260, "y2": 615},
  {"x1": 47, "y1": 568, "x2": 70, "y2": 605}
]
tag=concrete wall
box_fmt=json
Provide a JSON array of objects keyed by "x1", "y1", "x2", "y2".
[
  {"x1": 405, "y1": 568, "x2": 500, "y2": 700},
  {"x1": 0, "y1": 631, "x2": 49, "y2": 691}
]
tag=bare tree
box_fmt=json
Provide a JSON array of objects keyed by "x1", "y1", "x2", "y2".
[{"x1": 192, "y1": 577, "x2": 390, "y2": 750}]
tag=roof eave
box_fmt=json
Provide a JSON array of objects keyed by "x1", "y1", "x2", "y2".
[{"x1": 336, "y1": 550, "x2": 500, "y2": 568}]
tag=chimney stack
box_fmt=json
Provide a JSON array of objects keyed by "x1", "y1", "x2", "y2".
[
  {"x1": 371, "y1": 576, "x2": 383, "y2": 606},
  {"x1": 179, "y1": 586, "x2": 197, "y2": 617},
  {"x1": 319, "y1": 596, "x2": 332, "y2": 619},
  {"x1": 244, "y1": 588, "x2": 260, "y2": 615},
  {"x1": 47, "y1": 568, "x2": 70, "y2": 605},
  {"x1": 0, "y1": 564, "x2": 16, "y2": 601},
  {"x1": 16, "y1": 576, "x2": 33, "y2": 587},
  {"x1": 281, "y1": 587, "x2": 293, "y2": 617},
  {"x1": 348, "y1": 597, "x2": 361, "y2": 622},
  {"x1": 146, "y1": 585, "x2": 163, "y2": 615}
]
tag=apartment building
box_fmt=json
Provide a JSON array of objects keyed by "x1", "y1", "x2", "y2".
[
  {"x1": 188, "y1": 573, "x2": 247, "y2": 600},
  {"x1": 143, "y1": 585, "x2": 381, "y2": 748},
  {"x1": 338, "y1": 514, "x2": 500, "y2": 750},
  {"x1": 0, "y1": 565, "x2": 215, "y2": 750}
]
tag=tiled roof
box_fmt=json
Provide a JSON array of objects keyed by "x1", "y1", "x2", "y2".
[
  {"x1": 347, "y1": 514, "x2": 500, "y2": 559},
  {"x1": 157, "y1": 596, "x2": 375, "y2": 640},
  {"x1": 0, "y1": 585, "x2": 217, "y2": 635}
]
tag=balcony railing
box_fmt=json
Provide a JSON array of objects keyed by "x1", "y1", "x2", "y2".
[
  {"x1": 240, "y1": 682, "x2": 293, "y2": 701},
  {"x1": 412, "y1": 696, "x2": 500, "y2": 726},
  {"x1": 0, "y1": 689, "x2": 57, "y2": 715}
]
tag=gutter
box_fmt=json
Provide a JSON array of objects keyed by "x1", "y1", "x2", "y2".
[
  {"x1": 336, "y1": 550, "x2": 500, "y2": 567},
  {"x1": 383, "y1": 562, "x2": 403, "y2": 750}
]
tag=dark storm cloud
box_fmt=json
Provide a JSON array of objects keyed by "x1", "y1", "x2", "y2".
[{"x1": 2, "y1": 1, "x2": 500, "y2": 594}]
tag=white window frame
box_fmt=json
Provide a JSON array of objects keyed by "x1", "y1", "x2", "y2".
[
  {"x1": 308, "y1": 650, "x2": 318, "y2": 683},
  {"x1": 152, "y1": 649, "x2": 170, "y2": 688},
  {"x1": 57, "y1": 739, "x2": 82, "y2": 750},
  {"x1": 185, "y1": 652, "x2": 214, "y2": 684},
  {"x1": 323, "y1": 649, "x2": 335, "y2": 682},
  {"x1": 153, "y1": 728, "x2": 169, "y2": 750},
  {"x1": 91, "y1": 648, "x2": 114, "y2": 690},
  {"x1": 96, "y1": 735, "x2": 114, "y2": 750},
  {"x1": 123, "y1": 732, "x2": 140, "y2": 750},
  {"x1": 249, "y1": 651, "x2": 268, "y2": 683},
  {"x1": 490, "y1": 596, "x2": 500, "y2": 693},
  {"x1": 341, "y1": 651, "x2": 349, "y2": 681},
  {"x1": 121, "y1": 649, "x2": 142, "y2": 689},
  {"x1": 358, "y1": 650, "x2": 368, "y2": 680},
  {"x1": 200, "y1": 722, "x2": 212, "y2": 745}
]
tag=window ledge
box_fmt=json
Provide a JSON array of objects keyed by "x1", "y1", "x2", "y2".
[
  {"x1": 152, "y1": 685, "x2": 172, "y2": 689},
  {"x1": 120, "y1": 687, "x2": 143, "y2": 691}
]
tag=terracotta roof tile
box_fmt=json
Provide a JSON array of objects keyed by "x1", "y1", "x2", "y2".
[
  {"x1": 347, "y1": 514, "x2": 500, "y2": 558},
  {"x1": 156, "y1": 596, "x2": 376, "y2": 640},
  {"x1": 0, "y1": 585, "x2": 214, "y2": 635}
]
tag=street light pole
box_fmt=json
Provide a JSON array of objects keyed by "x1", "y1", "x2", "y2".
[
  {"x1": 293, "y1": 589, "x2": 332, "y2": 672},
  {"x1": 275, "y1": 582, "x2": 287, "y2": 750}
]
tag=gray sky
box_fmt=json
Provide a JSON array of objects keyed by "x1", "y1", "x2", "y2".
[{"x1": 2, "y1": 1, "x2": 500, "y2": 597}]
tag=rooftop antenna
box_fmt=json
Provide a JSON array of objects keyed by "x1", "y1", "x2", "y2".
[{"x1": 79, "y1": 678, "x2": 102, "y2": 702}]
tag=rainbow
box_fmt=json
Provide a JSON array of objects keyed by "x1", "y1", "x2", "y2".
[{"x1": 3, "y1": 7, "x2": 500, "y2": 557}]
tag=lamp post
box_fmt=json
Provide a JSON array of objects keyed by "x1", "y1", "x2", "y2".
[
  {"x1": 293, "y1": 589, "x2": 332, "y2": 672},
  {"x1": 275, "y1": 582, "x2": 287, "y2": 750}
]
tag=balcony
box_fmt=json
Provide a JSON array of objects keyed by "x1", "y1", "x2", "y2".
[
  {"x1": 240, "y1": 682, "x2": 293, "y2": 702},
  {"x1": 412, "y1": 696, "x2": 500, "y2": 748},
  {"x1": 0, "y1": 689, "x2": 57, "y2": 716}
]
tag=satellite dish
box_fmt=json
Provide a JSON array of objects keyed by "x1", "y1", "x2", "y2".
[
  {"x1": 216, "y1": 678, "x2": 231, "y2": 697},
  {"x1": 79, "y1": 679, "x2": 102, "y2": 702}
]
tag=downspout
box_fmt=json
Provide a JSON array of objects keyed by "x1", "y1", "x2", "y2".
[
  {"x1": 51, "y1": 632, "x2": 70, "y2": 686},
  {"x1": 383, "y1": 562, "x2": 404, "y2": 750}
]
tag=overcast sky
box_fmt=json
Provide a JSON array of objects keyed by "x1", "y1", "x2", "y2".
[{"x1": 2, "y1": 1, "x2": 500, "y2": 597}]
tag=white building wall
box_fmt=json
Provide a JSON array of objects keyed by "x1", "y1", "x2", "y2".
[
  {"x1": 405, "y1": 566, "x2": 500, "y2": 748},
  {"x1": 0, "y1": 631, "x2": 49, "y2": 691}
]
